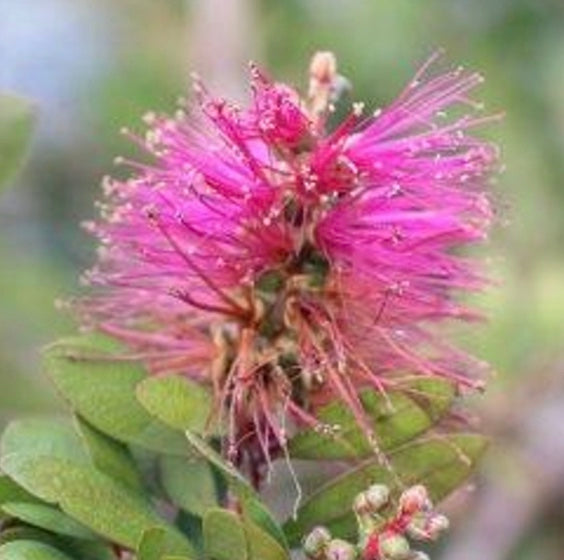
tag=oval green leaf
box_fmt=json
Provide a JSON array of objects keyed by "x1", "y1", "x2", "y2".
[
  {"x1": 203, "y1": 509, "x2": 247, "y2": 560},
  {"x1": 137, "y1": 527, "x2": 195, "y2": 560},
  {"x1": 1, "y1": 419, "x2": 89, "y2": 466},
  {"x1": 1, "y1": 502, "x2": 98, "y2": 540},
  {"x1": 159, "y1": 456, "x2": 217, "y2": 517},
  {"x1": 43, "y1": 335, "x2": 190, "y2": 456},
  {"x1": 243, "y1": 518, "x2": 289, "y2": 560},
  {"x1": 0, "y1": 541, "x2": 73, "y2": 560},
  {"x1": 0, "y1": 453, "x2": 192, "y2": 554},
  {"x1": 0, "y1": 529, "x2": 113, "y2": 560}
]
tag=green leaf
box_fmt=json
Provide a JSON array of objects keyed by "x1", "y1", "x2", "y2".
[
  {"x1": 74, "y1": 416, "x2": 144, "y2": 492},
  {"x1": 174, "y1": 511, "x2": 204, "y2": 556},
  {"x1": 0, "y1": 94, "x2": 36, "y2": 191},
  {"x1": 0, "y1": 541, "x2": 73, "y2": 560},
  {"x1": 283, "y1": 433, "x2": 488, "y2": 546},
  {"x1": 136, "y1": 375, "x2": 214, "y2": 434},
  {"x1": 1, "y1": 502, "x2": 98, "y2": 541},
  {"x1": 43, "y1": 335, "x2": 190, "y2": 455},
  {"x1": 240, "y1": 498, "x2": 289, "y2": 553},
  {"x1": 0, "y1": 475, "x2": 41, "y2": 507},
  {"x1": 1, "y1": 419, "x2": 88, "y2": 466},
  {"x1": 202, "y1": 508, "x2": 289, "y2": 560},
  {"x1": 0, "y1": 527, "x2": 55, "y2": 547},
  {"x1": 402, "y1": 378, "x2": 456, "y2": 422},
  {"x1": 137, "y1": 527, "x2": 194, "y2": 560},
  {"x1": 184, "y1": 431, "x2": 288, "y2": 551},
  {"x1": 159, "y1": 456, "x2": 217, "y2": 517},
  {"x1": 0, "y1": 453, "x2": 192, "y2": 554},
  {"x1": 59, "y1": 541, "x2": 115, "y2": 560},
  {"x1": 288, "y1": 379, "x2": 455, "y2": 460},
  {"x1": 184, "y1": 432, "x2": 250, "y2": 496},
  {"x1": 0, "y1": 528, "x2": 113, "y2": 560},
  {"x1": 203, "y1": 509, "x2": 247, "y2": 560},
  {"x1": 242, "y1": 518, "x2": 289, "y2": 560}
]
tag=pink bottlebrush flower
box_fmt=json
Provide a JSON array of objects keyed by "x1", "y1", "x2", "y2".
[{"x1": 75, "y1": 51, "x2": 500, "y2": 473}]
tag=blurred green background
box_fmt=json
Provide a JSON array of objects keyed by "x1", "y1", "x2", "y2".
[{"x1": 1, "y1": 1, "x2": 563, "y2": 558}]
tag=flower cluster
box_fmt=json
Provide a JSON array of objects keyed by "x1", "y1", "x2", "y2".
[
  {"x1": 75, "y1": 51, "x2": 499, "y2": 472},
  {"x1": 303, "y1": 484, "x2": 448, "y2": 560}
]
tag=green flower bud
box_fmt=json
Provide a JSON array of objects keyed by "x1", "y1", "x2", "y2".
[
  {"x1": 365, "y1": 484, "x2": 390, "y2": 512},
  {"x1": 326, "y1": 538, "x2": 357, "y2": 560},
  {"x1": 379, "y1": 532, "x2": 411, "y2": 560},
  {"x1": 303, "y1": 526, "x2": 332, "y2": 559},
  {"x1": 353, "y1": 491, "x2": 370, "y2": 515}
]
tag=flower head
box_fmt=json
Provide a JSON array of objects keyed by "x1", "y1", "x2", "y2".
[{"x1": 76, "y1": 51, "x2": 500, "y2": 472}]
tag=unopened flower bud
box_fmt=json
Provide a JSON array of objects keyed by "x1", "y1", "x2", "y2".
[
  {"x1": 308, "y1": 51, "x2": 339, "y2": 118},
  {"x1": 425, "y1": 513, "x2": 449, "y2": 540},
  {"x1": 326, "y1": 538, "x2": 357, "y2": 560},
  {"x1": 365, "y1": 484, "x2": 390, "y2": 512},
  {"x1": 353, "y1": 491, "x2": 370, "y2": 515},
  {"x1": 407, "y1": 512, "x2": 449, "y2": 542},
  {"x1": 399, "y1": 485, "x2": 431, "y2": 515},
  {"x1": 303, "y1": 526, "x2": 332, "y2": 559},
  {"x1": 309, "y1": 51, "x2": 337, "y2": 85},
  {"x1": 354, "y1": 488, "x2": 387, "y2": 537},
  {"x1": 406, "y1": 514, "x2": 428, "y2": 541},
  {"x1": 379, "y1": 532, "x2": 411, "y2": 560}
]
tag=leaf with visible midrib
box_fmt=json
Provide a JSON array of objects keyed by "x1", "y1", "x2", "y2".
[
  {"x1": 288, "y1": 378, "x2": 455, "y2": 460},
  {"x1": 283, "y1": 433, "x2": 488, "y2": 546}
]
